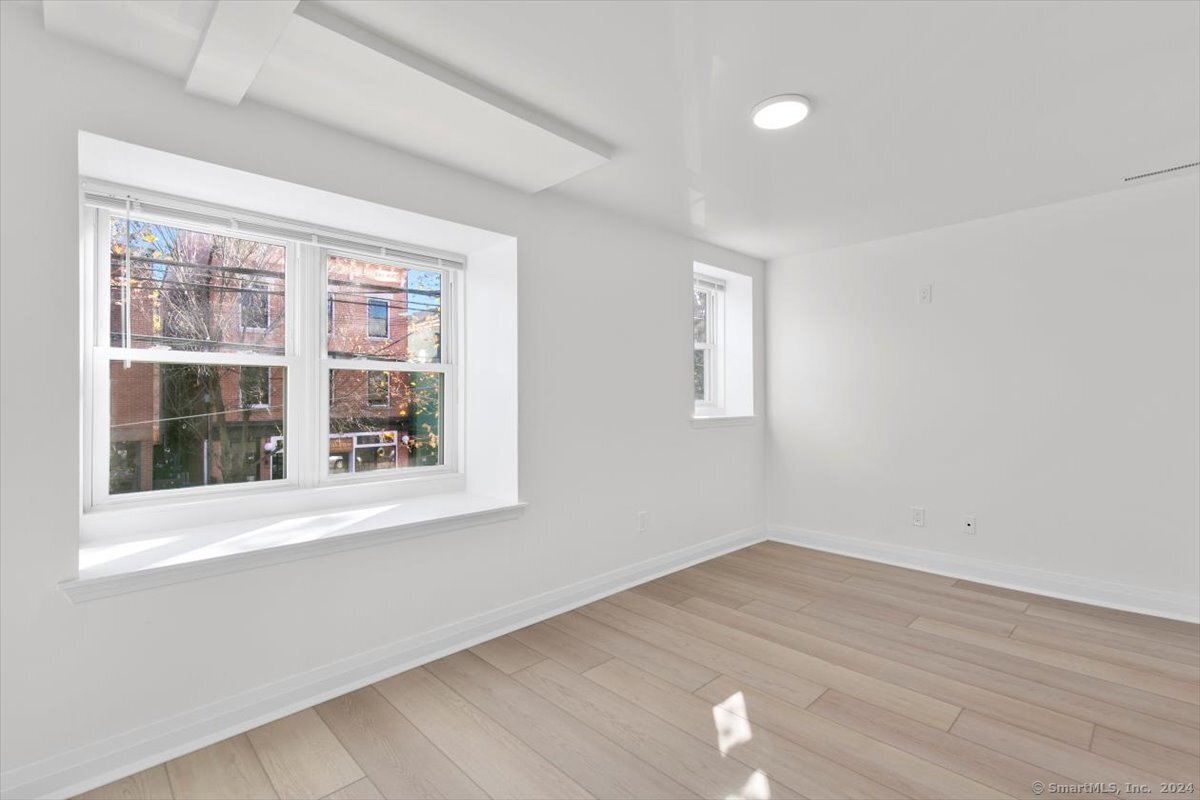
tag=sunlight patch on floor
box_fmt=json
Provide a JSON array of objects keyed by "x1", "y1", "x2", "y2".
[
  {"x1": 713, "y1": 690, "x2": 752, "y2": 755},
  {"x1": 725, "y1": 768, "x2": 772, "y2": 800}
]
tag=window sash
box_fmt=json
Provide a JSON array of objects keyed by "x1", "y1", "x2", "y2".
[
  {"x1": 83, "y1": 191, "x2": 463, "y2": 511},
  {"x1": 693, "y1": 278, "x2": 724, "y2": 410}
]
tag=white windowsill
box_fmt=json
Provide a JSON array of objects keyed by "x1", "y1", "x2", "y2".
[
  {"x1": 62, "y1": 493, "x2": 525, "y2": 603},
  {"x1": 691, "y1": 415, "x2": 757, "y2": 428}
]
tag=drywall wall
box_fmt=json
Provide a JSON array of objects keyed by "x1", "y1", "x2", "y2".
[
  {"x1": 767, "y1": 173, "x2": 1200, "y2": 610},
  {"x1": 0, "y1": 4, "x2": 765, "y2": 794}
]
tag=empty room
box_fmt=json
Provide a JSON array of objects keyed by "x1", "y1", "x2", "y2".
[{"x1": 1, "y1": 1, "x2": 1198, "y2": 798}]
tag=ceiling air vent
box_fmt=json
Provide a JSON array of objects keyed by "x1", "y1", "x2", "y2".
[{"x1": 1123, "y1": 162, "x2": 1200, "y2": 182}]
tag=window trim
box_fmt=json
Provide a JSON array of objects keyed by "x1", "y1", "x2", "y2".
[
  {"x1": 693, "y1": 276, "x2": 725, "y2": 413},
  {"x1": 82, "y1": 184, "x2": 465, "y2": 514}
]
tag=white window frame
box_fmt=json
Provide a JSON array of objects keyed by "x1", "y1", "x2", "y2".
[
  {"x1": 693, "y1": 276, "x2": 725, "y2": 413},
  {"x1": 81, "y1": 183, "x2": 464, "y2": 513}
]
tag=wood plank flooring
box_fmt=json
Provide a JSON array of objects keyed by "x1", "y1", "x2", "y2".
[{"x1": 78, "y1": 543, "x2": 1200, "y2": 800}]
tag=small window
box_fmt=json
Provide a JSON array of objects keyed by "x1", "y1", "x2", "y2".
[
  {"x1": 693, "y1": 263, "x2": 754, "y2": 420},
  {"x1": 367, "y1": 370, "x2": 390, "y2": 407},
  {"x1": 693, "y1": 277, "x2": 723, "y2": 409},
  {"x1": 367, "y1": 297, "x2": 389, "y2": 339},
  {"x1": 240, "y1": 366, "x2": 271, "y2": 408}
]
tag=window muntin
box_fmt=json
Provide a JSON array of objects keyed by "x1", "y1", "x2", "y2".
[
  {"x1": 327, "y1": 255, "x2": 442, "y2": 363},
  {"x1": 693, "y1": 278, "x2": 723, "y2": 409},
  {"x1": 110, "y1": 218, "x2": 285, "y2": 354},
  {"x1": 87, "y1": 193, "x2": 460, "y2": 510}
]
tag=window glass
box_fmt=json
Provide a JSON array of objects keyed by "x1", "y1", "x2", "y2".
[
  {"x1": 109, "y1": 361, "x2": 285, "y2": 494},
  {"x1": 693, "y1": 287, "x2": 708, "y2": 343},
  {"x1": 367, "y1": 298, "x2": 389, "y2": 338},
  {"x1": 110, "y1": 218, "x2": 285, "y2": 354},
  {"x1": 240, "y1": 366, "x2": 270, "y2": 408},
  {"x1": 327, "y1": 255, "x2": 442, "y2": 363},
  {"x1": 366, "y1": 370, "x2": 390, "y2": 407},
  {"x1": 241, "y1": 284, "x2": 269, "y2": 330},
  {"x1": 329, "y1": 369, "x2": 443, "y2": 473},
  {"x1": 693, "y1": 349, "x2": 707, "y2": 401}
]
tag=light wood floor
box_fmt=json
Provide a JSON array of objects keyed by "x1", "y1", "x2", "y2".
[{"x1": 80, "y1": 542, "x2": 1200, "y2": 800}]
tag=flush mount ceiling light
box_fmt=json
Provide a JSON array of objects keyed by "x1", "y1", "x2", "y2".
[{"x1": 752, "y1": 94, "x2": 811, "y2": 130}]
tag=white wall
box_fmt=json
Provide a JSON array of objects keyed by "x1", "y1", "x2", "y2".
[
  {"x1": 767, "y1": 174, "x2": 1200, "y2": 609},
  {"x1": 0, "y1": 4, "x2": 764, "y2": 791}
]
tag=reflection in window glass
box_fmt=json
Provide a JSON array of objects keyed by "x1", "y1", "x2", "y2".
[
  {"x1": 109, "y1": 361, "x2": 285, "y2": 494},
  {"x1": 110, "y1": 218, "x2": 285, "y2": 354},
  {"x1": 367, "y1": 297, "x2": 389, "y2": 338},
  {"x1": 240, "y1": 283, "x2": 269, "y2": 330},
  {"x1": 366, "y1": 370, "x2": 390, "y2": 407},
  {"x1": 327, "y1": 255, "x2": 442, "y2": 363},
  {"x1": 240, "y1": 366, "x2": 270, "y2": 408},
  {"x1": 329, "y1": 369, "x2": 442, "y2": 474}
]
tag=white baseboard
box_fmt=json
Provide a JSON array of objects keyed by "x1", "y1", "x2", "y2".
[
  {"x1": 767, "y1": 524, "x2": 1200, "y2": 624},
  {"x1": 0, "y1": 525, "x2": 765, "y2": 800}
]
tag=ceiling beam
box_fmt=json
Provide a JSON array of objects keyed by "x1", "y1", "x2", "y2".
[
  {"x1": 294, "y1": 1, "x2": 613, "y2": 164},
  {"x1": 186, "y1": 0, "x2": 300, "y2": 105}
]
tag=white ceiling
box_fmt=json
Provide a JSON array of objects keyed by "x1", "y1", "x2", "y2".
[
  {"x1": 42, "y1": 0, "x2": 611, "y2": 192},
  {"x1": 39, "y1": 1, "x2": 1200, "y2": 259}
]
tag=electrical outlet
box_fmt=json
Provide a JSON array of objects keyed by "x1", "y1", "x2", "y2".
[
  {"x1": 637, "y1": 511, "x2": 648, "y2": 532},
  {"x1": 919, "y1": 284, "x2": 933, "y2": 304},
  {"x1": 962, "y1": 515, "x2": 977, "y2": 535},
  {"x1": 911, "y1": 507, "x2": 926, "y2": 527}
]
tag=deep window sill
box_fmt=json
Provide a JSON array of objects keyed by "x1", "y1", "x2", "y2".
[
  {"x1": 63, "y1": 493, "x2": 525, "y2": 603},
  {"x1": 690, "y1": 414, "x2": 757, "y2": 428}
]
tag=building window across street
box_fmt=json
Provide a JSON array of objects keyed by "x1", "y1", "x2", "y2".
[
  {"x1": 367, "y1": 297, "x2": 389, "y2": 339},
  {"x1": 85, "y1": 186, "x2": 459, "y2": 507}
]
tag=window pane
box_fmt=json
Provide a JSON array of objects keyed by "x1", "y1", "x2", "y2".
[
  {"x1": 110, "y1": 361, "x2": 285, "y2": 494},
  {"x1": 327, "y1": 255, "x2": 442, "y2": 363},
  {"x1": 329, "y1": 369, "x2": 443, "y2": 474},
  {"x1": 693, "y1": 287, "x2": 707, "y2": 343},
  {"x1": 694, "y1": 348, "x2": 707, "y2": 401},
  {"x1": 110, "y1": 218, "x2": 285, "y2": 354}
]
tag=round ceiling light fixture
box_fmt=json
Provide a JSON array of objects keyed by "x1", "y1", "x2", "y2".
[{"x1": 752, "y1": 94, "x2": 811, "y2": 130}]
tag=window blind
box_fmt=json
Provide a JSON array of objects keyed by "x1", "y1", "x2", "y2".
[{"x1": 82, "y1": 181, "x2": 465, "y2": 269}]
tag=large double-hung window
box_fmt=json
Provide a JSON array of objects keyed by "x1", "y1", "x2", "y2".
[{"x1": 84, "y1": 185, "x2": 461, "y2": 509}]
